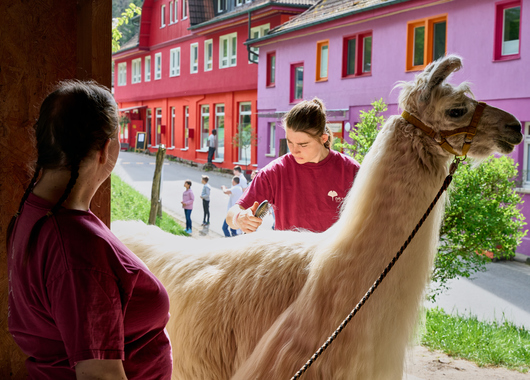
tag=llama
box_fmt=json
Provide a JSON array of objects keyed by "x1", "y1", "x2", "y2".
[{"x1": 112, "y1": 55, "x2": 522, "y2": 379}]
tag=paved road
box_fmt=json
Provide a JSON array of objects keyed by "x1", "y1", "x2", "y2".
[
  {"x1": 113, "y1": 150, "x2": 530, "y2": 331},
  {"x1": 112, "y1": 150, "x2": 274, "y2": 239}
]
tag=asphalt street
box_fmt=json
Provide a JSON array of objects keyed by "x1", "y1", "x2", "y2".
[{"x1": 112, "y1": 150, "x2": 530, "y2": 331}]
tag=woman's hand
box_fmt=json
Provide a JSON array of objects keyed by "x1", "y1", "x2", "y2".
[
  {"x1": 232, "y1": 202, "x2": 263, "y2": 233},
  {"x1": 76, "y1": 359, "x2": 127, "y2": 380}
]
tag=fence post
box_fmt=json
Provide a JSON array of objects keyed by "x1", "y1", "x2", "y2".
[{"x1": 149, "y1": 145, "x2": 166, "y2": 225}]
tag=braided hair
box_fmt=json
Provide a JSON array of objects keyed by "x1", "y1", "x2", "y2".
[
  {"x1": 283, "y1": 97, "x2": 333, "y2": 149},
  {"x1": 5, "y1": 80, "x2": 118, "y2": 263}
]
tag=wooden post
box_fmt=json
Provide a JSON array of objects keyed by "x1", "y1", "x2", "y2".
[
  {"x1": 0, "y1": 1, "x2": 112, "y2": 378},
  {"x1": 149, "y1": 146, "x2": 166, "y2": 225}
]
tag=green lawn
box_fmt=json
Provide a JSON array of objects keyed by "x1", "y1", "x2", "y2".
[
  {"x1": 111, "y1": 173, "x2": 187, "y2": 235},
  {"x1": 110, "y1": 174, "x2": 530, "y2": 373}
]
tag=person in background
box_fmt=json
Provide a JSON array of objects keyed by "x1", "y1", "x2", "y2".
[
  {"x1": 182, "y1": 180, "x2": 194, "y2": 234},
  {"x1": 6, "y1": 80, "x2": 172, "y2": 379},
  {"x1": 233, "y1": 165, "x2": 248, "y2": 190},
  {"x1": 226, "y1": 97, "x2": 360, "y2": 234},
  {"x1": 207, "y1": 129, "x2": 217, "y2": 164},
  {"x1": 221, "y1": 176, "x2": 243, "y2": 237},
  {"x1": 200, "y1": 175, "x2": 211, "y2": 226}
]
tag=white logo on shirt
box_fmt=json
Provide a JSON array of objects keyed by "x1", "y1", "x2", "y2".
[{"x1": 328, "y1": 190, "x2": 343, "y2": 203}]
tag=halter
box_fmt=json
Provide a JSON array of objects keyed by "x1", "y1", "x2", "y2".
[{"x1": 401, "y1": 101, "x2": 487, "y2": 157}]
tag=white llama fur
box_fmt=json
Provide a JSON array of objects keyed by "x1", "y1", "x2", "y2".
[{"x1": 112, "y1": 55, "x2": 522, "y2": 380}]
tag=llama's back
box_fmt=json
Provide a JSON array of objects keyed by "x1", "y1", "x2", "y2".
[{"x1": 112, "y1": 220, "x2": 317, "y2": 379}]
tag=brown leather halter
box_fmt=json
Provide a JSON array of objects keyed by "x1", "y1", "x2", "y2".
[{"x1": 402, "y1": 101, "x2": 487, "y2": 157}]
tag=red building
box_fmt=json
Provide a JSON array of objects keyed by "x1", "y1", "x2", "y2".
[{"x1": 113, "y1": 0, "x2": 313, "y2": 170}]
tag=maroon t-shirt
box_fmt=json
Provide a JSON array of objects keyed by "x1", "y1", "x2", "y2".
[
  {"x1": 238, "y1": 150, "x2": 360, "y2": 232},
  {"x1": 8, "y1": 193, "x2": 172, "y2": 379}
]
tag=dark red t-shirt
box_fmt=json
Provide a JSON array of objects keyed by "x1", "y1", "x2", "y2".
[
  {"x1": 238, "y1": 150, "x2": 360, "y2": 232},
  {"x1": 8, "y1": 193, "x2": 172, "y2": 379}
]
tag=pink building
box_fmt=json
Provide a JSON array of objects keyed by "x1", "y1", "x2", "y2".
[
  {"x1": 250, "y1": 0, "x2": 530, "y2": 256},
  {"x1": 113, "y1": 0, "x2": 313, "y2": 171}
]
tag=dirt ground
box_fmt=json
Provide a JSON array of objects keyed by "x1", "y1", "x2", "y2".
[{"x1": 404, "y1": 345, "x2": 529, "y2": 379}]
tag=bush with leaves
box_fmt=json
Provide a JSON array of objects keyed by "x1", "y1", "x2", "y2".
[
  {"x1": 340, "y1": 99, "x2": 526, "y2": 301},
  {"x1": 112, "y1": 3, "x2": 142, "y2": 53}
]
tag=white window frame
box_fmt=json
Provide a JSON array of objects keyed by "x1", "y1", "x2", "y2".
[
  {"x1": 190, "y1": 43, "x2": 199, "y2": 73},
  {"x1": 170, "y1": 47, "x2": 181, "y2": 77},
  {"x1": 182, "y1": 0, "x2": 188, "y2": 20},
  {"x1": 161, "y1": 4, "x2": 166, "y2": 28},
  {"x1": 267, "y1": 122, "x2": 276, "y2": 156},
  {"x1": 169, "y1": 1, "x2": 174, "y2": 24},
  {"x1": 155, "y1": 52, "x2": 162, "y2": 80},
  {"x1": 238, "y1": 102, "x2": 252, "y2": 164},
  {"x1": 523, "y1": 122, "x2": 530, "y2": 187},
  {"x1": 131, "y1": 58, "x2": 142, "y2": 84},
  {"x1": 174, "y1": 0, "x2": 179, "y2": 22},
  {"x1": 215, "y1": 104, "x2": 225, "y2": 160},
  {"x1": 249, "y1": 24, "x2": 270, "y2": 63},
  {"x1": 145, "y1": 55, "x2": 151, "y2": 81},
  {"x1": 236, "y1": 0, "x2": 243, "y2": 6},
  {"x1": 155, "y1": 108, "x2": 162, "y2": 146},
  {"x1": 117, "y1": 62, "x2": 127, "y2": 86},
  {"x1": 170, "y1": 107, "x2": 175, "y2": 148},
  {"x1": 218, "y1": 0, "x2": 225, "y2": 13},
  {"x1": 204, "y1": 39, "x2": 213, "y2": 71},
  {"x1": 220, "y1": 33, "x2": 237, "y2": 68},
  {"x1": 200, "y1": 104, "x2": 210, "y2": 150},
  {"x1": 183, "y1": 105, "x2": 189, "y2": 149}
]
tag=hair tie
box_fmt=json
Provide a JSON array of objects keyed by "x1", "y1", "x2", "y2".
[
  {"x1": 46, "y1": 211, "x2": 53, "y2": 217},
  {"x1": 14, "y1": 211, "x2": 20, "y2": 217}
]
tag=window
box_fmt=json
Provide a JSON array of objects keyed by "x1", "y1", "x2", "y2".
[
  {"x1": 182, "y1": 0, "x2": 188, "y2": 19},
  {"x1": 249, "y1": 24, "x2": 270, "y2": 63},
  {"x1": 145, "y1": 55, "x2": 151, "y2": 81},
  {"x1": 184, "y1": 106, "x2": 189, "y2": 149},
  {"x1": 169, "y1": 1, "x2": 174, "y2": 24},
  {"x1": 316, "y1": 40, "x2": 329, "y2": 81},
  {"x1": 155, "y1": 52, "x2": 162, "y2": 80},
  {"x1": 494, "y1": 1, "x2": 521, "y2": 60},
  {"x1": 170, "y1": 48, "x2": 181, "y2": 77},
  {"x1": 200, "y1": 105, "x2": 210, "y2": 149},
  {"x1": 406, "y1": 14, "x2": 447, "y2": 71},
  {"x1": 117, "y1": 62, "x2": 127, "y2": 86},
  {"x1": 290, "y1": 63, "x2": 304, "y2": 103},
  {"x1": 342, "y1": 32, "x2": 372, "y2": 77},
  {"x1": 161, "y1": 5, "x2": 166, "y2": 28},
  {"x1": 215, "y1": 104, "x2": 225, "y2": 160},
  {"x1": 146, "y1": 109, "x2": 152, "y2": 146},
  {"x1": 238, "y1": 103, "x2": 252, "y2": 164},
  {"x1": 170, "y1": 107, "x2": 175, "y2": 147},
  {"x1": 204, "y1": 39, "x2": 213, "y2": 71},
  {"x1": 132, "y1": 58, "x2": 141, "y2": 83},
  {"x1": 218, "y1": 0, "x2": 225, "y2": 13},
  {"x1": 236, "y1": 0, "x2": 243, "y2": 6},
  {"x1": 266, "y1": 51, "x2": 276, "y2": 87},
  {"x1": 220, "y1": 33, "x2": 237, "y2": 68},
  {"x1": 267, "y1": 122, "x2": 276, "y2": 156},
  {"x1": 174, "y1": 0, "x2": 179, "y2": 22},
  {"x1": 155, "y1": 108, "x2": 162, "y2": 146},
  {"x1": 190, "y1": 43, "x2": 199, "y2": 73}
]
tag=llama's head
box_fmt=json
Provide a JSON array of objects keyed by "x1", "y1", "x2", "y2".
[{"x1": 398, "y1": 54, "x2": 522, "y2": 158}]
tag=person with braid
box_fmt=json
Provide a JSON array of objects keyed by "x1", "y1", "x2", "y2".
[
  {"x1": 6, "y1": 81, "x2": 172, "y2": 380},
  {"x1": 226, "y1": 98, "x2": 360, "y2": 233}
]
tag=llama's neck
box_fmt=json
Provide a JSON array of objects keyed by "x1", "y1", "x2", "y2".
[{"x1": 330, "y1": 115, "x2": 451, "y2": 258}]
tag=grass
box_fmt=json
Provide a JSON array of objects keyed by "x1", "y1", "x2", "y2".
[
  {"x1": 422, "y1": 307, "x2": 530, "y2": 373},
  {"x1": 110, "y1": 174, "x2": 187, "y2": 236},
  {"x1": 111, "y1": 174, "x2": 530, "y2": 373}
]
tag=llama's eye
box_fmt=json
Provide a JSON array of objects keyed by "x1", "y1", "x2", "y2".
[{"x1": 448, "y1": 108, "x2": 467, "y2": 118}]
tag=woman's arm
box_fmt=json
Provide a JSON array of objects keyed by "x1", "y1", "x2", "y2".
[
  {"x1": 226, "y1": 202, "x2": 262, "y2": 233},
  {"x1": 76, "y1": 359, "x2": 127, "y2": 380}
]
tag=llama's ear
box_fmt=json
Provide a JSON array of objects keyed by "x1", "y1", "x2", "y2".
[{"x1": 420, "y1": 55, "x2": 463, "y2": 102}]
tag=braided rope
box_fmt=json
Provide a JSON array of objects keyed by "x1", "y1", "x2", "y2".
[{"x1": 290, "y1": 169, "x2": 457, "y2": 380}]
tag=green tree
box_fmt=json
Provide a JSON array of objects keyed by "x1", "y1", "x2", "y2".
[
  {"x1": 337, "y1": 98, "x2": 386, "y2": 164},
  {"x1": 341, "y1": 99, "x2": 527, "y2": 301},
  {"x1": 112, "y1": 2, "x2": 142, "y2": 53}
]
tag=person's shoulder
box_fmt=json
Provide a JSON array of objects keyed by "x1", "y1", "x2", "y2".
[{"x1": 330, "y1": 150, "x2": 360, "y2": 168}]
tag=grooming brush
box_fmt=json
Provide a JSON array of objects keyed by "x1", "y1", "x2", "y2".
[{"x1": 254, "y1": 200, "x2": 270, "y2": 219}]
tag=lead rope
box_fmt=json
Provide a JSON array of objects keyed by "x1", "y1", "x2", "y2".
[{"x1": 290, "y1": 156, "x2": 464, "y2": 380}]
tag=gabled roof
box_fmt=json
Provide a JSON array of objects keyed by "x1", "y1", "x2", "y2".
[
  {"x1": 190, "y1": 0, "x2": 316, "y2": 30},
  {"x1": 247, "y1": 0, "x2": 412, "y2": 44},
  {"x1": 188, "y1": 0, "x2": 216, "y2": 25},
  {"x1": 118, "y1": 30, "x2": 140, "y2": 53}
]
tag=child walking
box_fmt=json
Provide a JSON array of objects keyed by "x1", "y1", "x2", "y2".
[
  {"x1": 181, "y1": 180, "x2": 194, "y2": 234},
  {"x1": 200, "y1": 175, "x2": 211, "y2": 226}
]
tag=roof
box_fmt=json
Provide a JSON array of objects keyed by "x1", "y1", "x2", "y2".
[
  {"x1": 188, "y1": 0, "x2": 216, "y2": 26},
  {"x1": 190, "y1": 0, "x2": 316, "y2": 30},
  {"x1": 249, "y1": 0, "x2": 412, "y2": 43},
  {"x1": 118, "y1": 30, "x2": 140, "y2": 53}
]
